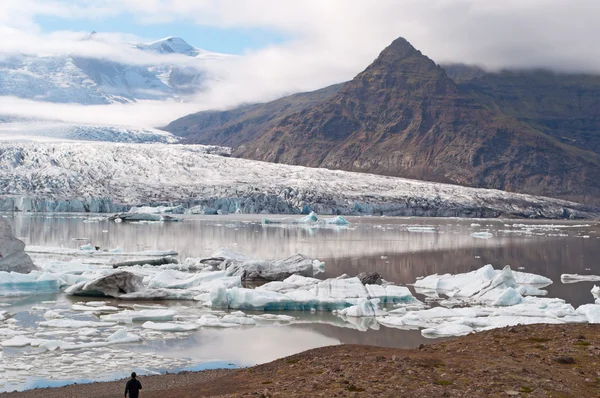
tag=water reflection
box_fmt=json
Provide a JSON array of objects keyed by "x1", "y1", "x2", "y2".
[{"x1": 128, "y1": 326, "x2": 340, "y2": 367}]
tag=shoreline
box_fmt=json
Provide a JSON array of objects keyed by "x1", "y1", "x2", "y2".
[{"x1": 4, "y1": 324, "x2": 599, "y2": 397}]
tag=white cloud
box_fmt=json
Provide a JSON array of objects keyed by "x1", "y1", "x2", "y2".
[{"x1": 0, "y1": 0, "x2": 599, "y2": 128}]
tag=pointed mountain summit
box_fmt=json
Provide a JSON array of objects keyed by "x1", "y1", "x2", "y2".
[
  {"x1": 167, "y1": 37, "x2": 600, "y2": 203},
  {"x1": 137, "y1": 37, "x2": 202, "y2": 57}
]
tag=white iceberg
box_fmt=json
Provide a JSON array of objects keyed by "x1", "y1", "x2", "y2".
[
  {"x1": 100, "y1": 309, "x2": 176, "y2": 323},
  {"x1": 471, "y1": 231, "x2": 493, "y2": 239},
  {"x1": 65, "y1": 270, "x2": 144, "y2": 297},
  {"x1": 561, "y1": 274, "x2": 600, "y2": 284},
  {"x1": 0, "y1": 271, "x2": 61, "y2": 297},
  {"x1": 576, "y1": 304, "x2": 600, "y2": 323},
  {"x1": 142, "y1": 321, "x2": 198, "y2": 332},
  {"x1": 39, "y1": 319, "x2": 117, "y2": 328}
]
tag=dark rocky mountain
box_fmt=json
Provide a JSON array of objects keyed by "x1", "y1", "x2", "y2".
[
  {"x1": 165, "y1": 83, "x2": 343, "y2": 147},
  {"x1": 165, "y1": 38, "x2": 600, "y2": 204}
]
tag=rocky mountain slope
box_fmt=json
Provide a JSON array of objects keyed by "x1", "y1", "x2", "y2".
[
  {"x1": 165, "y1": 83, "x2": 343, "y2": 147},
  {"x1": 0, "y1": 142, "x2": 597, "y2": 218},
  {"x1": 165, "y1": 38, "x2": 600, "y2": 204}
]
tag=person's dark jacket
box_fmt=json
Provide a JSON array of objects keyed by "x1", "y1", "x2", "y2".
[{"x1": 125, "y1": 378, "x2": 142, "y2": 398}]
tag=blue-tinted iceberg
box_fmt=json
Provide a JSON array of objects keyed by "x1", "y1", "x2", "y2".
[{"x1": 0, "y1": 271, "x2": 61, "y2": 296}]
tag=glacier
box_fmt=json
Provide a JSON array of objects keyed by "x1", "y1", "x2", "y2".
[
  {"x1": 0, "y1": 121, "x2": 181, "y2": 144},
  {"x1": 0, "y1": 142, "x2": 597, "y2": 218}
]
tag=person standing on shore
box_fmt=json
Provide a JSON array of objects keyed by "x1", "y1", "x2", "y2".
[{"x1": 124, "y1": 372, "x2": 142, "y2": 398}]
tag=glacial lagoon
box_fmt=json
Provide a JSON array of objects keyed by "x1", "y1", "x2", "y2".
[{"x1": 0, "y1": 213, "x2": 599, "y2": 392}]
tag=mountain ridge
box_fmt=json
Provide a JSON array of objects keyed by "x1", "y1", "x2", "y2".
[
  {"x1": 0, "y1": 35, "x2": 229, "y2": 105},
  {"x1": 165, "y1": 37, "x2": 600, "y2": 204}
]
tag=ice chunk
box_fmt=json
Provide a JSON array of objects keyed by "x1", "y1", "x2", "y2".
[
  {"x1": 262, "y1": 212, "x2": 318, "y2": 225},
  {"x1": 0, "y1": 271, "x2": 61, "y2": 296},
  {"x1": 100, "y1": 309, "x2": 176, "y2": 323},
  {"x1": 142, "y1": 321, "x2": 198, "y2": 332},
  {"x1": 321, "y1": 216, "x2": 350, "y2": 225},
  {"x1": 148, "y1": 270, "x2": 237, "y2": 289},
  {"x1": 79, "y1": 244, "x2": 95, "y2": 251},
  {"x1": 511, "y1": 271, "x2": 553, "y2": 286},
  {"x1": 43, "y1": 310, "x2": 63, "y2": 320},
  {"x1": 561, "y1": 274, "x2": 600, "y2": 284},
  {"x1": 576, "y1": 304, "x2": 600, "y2": 323},
  {"x1": 220, "y1": 250, "x2": 324, "y2": 281},
  {"x1": 197, "y1": 315, "x2": 240, "y2": 328},
  {"x1": 71, "y1": 304, "x2": 120, "y2": 312},
  {"x1": 407, "y1": 226, "x2": 436, "y2": 232},
  {"x1": 421, "y1": 323, "x2": 473, "y2": 338},
  {"x1": 39, "y1": 319, "x2": 117, "y2": 328},
  {"x1": 492, "y1": 287, "x2": 523, "y2": 306},
  {"x1": 209, "y1": 284, "x2": 229, "y2": 308},
  {"x1": 65, "y1": 271, "x2": 144, "y2": 297},
  {"x1": 471, "y1": 232, "x2": 493, "y2": 239},
  {"x1": 592, "y1": 285, "x2": 600, "y2": 299},
  {"x1": 1, "y1": 336, "x2": 41, "y2": 347},
  {"x1": 0, "y1": 219, "x2": 36, "y2": 273},
  {"x1": 338, "y1": 298, "x2": 383, "y2": 317}
]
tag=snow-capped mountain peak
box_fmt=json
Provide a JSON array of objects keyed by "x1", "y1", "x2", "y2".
[
  {"x1": 0, "y1": 35, "x2": 229, "y2": 105},
  {"x1": 137, "y1": 36, "x2": 201, "y2": 57}
]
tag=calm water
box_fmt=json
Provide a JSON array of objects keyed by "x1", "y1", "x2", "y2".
[{"x1": 0, "y1": 213, "x2": 599, "y2": 391}]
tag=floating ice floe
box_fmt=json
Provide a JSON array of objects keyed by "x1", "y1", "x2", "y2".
[
  {"x1": 100, "y1": 309, "x2": 176, "y2": 323},
  {"x1": 261, "y1": 212, "x2": 349, "y2": 226},
  {"x1": 39, "y1": 319, "x2": 117, "y2": 328},
  {"x1": 66, "y1": 271, "x2": 144, "y2": 298},
  {"x1": 471, "y1": 231, "x2": 493, "y2": 239},
  {"x1": 0, "y1": 272, "x2": 62, "y2": 297},
  {"x1": 26, "y1": 246, "x2": 178, "y2": 257},
  {"x1": 406, "y1": 226, "x2": 436, "y2": 233},
  {"x1": 109, "y1": 209, "x2": 182, "y2": 222},
  {"x1": 207, "y1": 275, "x2": 419, "y2": 311},
  {"x1": 561, "y1": 274, "x2": 600, "y2": 284},
  {"x1": 142, "y1": 321, "x2": 198, "y2": 332}
]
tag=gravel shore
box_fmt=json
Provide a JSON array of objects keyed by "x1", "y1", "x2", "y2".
[{"x1": 3, "y1": 324, "x2": 599, "y2": 397}]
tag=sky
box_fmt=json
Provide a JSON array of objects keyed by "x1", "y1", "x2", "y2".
[{"x1": 0, "y1": 0, "x2": 599, "y2": 128}]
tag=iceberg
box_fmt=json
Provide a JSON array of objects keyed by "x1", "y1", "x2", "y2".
[
  {"x1": 206, "y1": 275, "x2": 420, "y2": 312},
  {"x1": 142, "y1": 321, "x2": 198, "y2": 332},
  {"x1": 197, "y1": 312, "x2": 257, "y2": 328},
  {"x1": 576, "y1": 304, "x2": 600, "y2": 323},
  {"x1": 262, "y1": 212, "x2": 350, "y2": 226},
  {"x1": 262, "y1": 212, "x2": 319, "y2": 225},
  {"x1": 65, "y1": 270, "x2": 144, "y2": 297},
  {"x1": 338, "y1": 298, "x2": 384, "y2": 317},
  {"x1": 39, "y1": 319, "x2": 117, "y2": 328},
  {"x1": 0, "y1": 219, "x2": 36, "y2": 273},
  {"x1": 561, "y1": 274, "x2": 600, "y2": 284},
  {"x1": 414, "y1": 264, "x2": 550, "y2": 304},
  {"x1": 0, "y1": 271, "x2": 61, "y2": 296},
  {"x1": 471, "y1": 231, "x2": 493, "y2": 239},
  {"x1": 205, "y1": 248, "x2": 324, "y2": 281},
  {"x1": 100, "y1": 309, "x2": 176, "y2": 323},
  {"x1": 421, "y1": 323, "x2": 474, "y2": 338}
]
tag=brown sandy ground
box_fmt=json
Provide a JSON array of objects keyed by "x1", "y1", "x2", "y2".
[{"x1": 3, "y1": 324, "x2": 600, "y2": 398}]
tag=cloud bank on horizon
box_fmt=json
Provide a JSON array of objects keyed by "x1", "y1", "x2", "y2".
[{"x1": 1, "y1": 0, "x2": 599, "y2": 128}]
